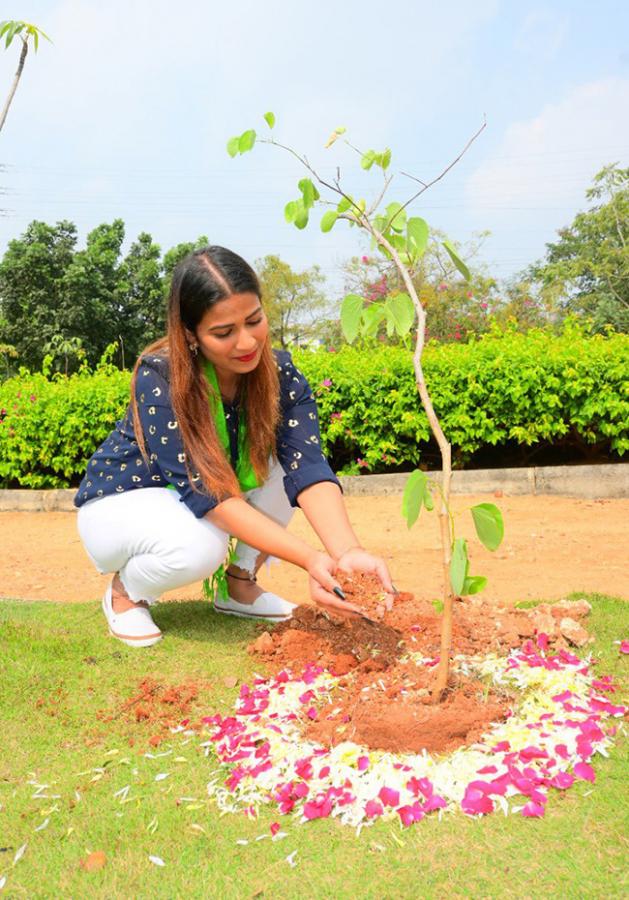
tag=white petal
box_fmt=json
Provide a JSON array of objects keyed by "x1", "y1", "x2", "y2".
[{"x1": 148, "y1": 855, "x2": 166, "y2": 866}]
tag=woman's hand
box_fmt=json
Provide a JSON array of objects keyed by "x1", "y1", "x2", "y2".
[
  {"x1": 336, "y1": 547, "x2": 397, "y2": 611},
  {"x1": 305, "y1": 551, "x2": 363, "y2": 617}
]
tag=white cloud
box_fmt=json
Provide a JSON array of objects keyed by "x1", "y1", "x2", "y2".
[{"x1": 465, "y1": 77, "x2": 629, "y2": 214}]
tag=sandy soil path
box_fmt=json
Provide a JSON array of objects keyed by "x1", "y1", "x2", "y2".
[{"x1": 1, "y1": 494, "x2": 627, "y2": 605}]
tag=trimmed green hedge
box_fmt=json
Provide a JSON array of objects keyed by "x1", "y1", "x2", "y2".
[{"x1": 1, "y1": 327, "x2": 627, "y2": 487}]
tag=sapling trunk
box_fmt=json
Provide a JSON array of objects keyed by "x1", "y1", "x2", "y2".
[{"x1": 368, "y1": 225, "x2": 454, "y2": 701}]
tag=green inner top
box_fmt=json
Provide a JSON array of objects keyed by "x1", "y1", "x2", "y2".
[{"x1": 202, "y1": 358, "x2": 260, "y2": 493}]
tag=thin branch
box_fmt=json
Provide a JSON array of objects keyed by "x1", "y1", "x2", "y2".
[{"x1": 391, "y1": 116, "x2": 487, "y2": 227}]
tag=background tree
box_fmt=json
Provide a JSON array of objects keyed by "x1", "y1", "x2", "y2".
[
  {"x1": 528, "y1": 163, "x2": 629, "y2": 333},
  {"x1": 0, "y1": 220, "x2": 214, "y2": 374},
  {"x1": 256, "y1": 254, "x2": 331, "y2": 348},
  {"x1": 0, "y1": 220, "x2": 77, "y2": 371},
  {"x1": 342, "y1": 231, "x2": 498, "y2": 343},
  {"x1": 0, "y1": 20, "x2": 51, "y2": 134},
  {"x1": 61, "y1": 219, "x2": 126, "y2": 365},
  {"x1": 162, "y1": 235, "x2": 209, "y2": 280},
  {"x1": 114, "y1": 232, "x2": 165, "y2": 367}
]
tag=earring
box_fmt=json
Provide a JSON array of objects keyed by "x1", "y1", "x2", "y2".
[{"x1": 189, "y1": 342, "x2": 198, "y2": 356}]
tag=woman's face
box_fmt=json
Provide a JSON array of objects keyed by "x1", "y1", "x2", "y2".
[{"x1": 187, "y1": 292, "x2": 269, "y2": 384}]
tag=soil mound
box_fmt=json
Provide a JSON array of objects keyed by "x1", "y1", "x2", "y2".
[{"x1": 247, "y1": 574, "x2": 592, "y2": 754}]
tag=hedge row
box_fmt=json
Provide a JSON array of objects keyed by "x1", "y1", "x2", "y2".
[{"x1": 1, "y1": 327, "x2": 627, "y2": 488}]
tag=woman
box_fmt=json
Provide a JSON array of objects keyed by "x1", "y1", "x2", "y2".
[{"x1": 75, "y1": 246, "x2": 394, "y2": 648}]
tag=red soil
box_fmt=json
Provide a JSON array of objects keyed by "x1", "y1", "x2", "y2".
[{"x1": 248, "y1": 573, "x2": 592, "y2": 754}]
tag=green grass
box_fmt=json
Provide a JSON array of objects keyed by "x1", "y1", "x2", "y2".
[{"x1": 0, "y1": 593, "x2": 627, "y2": 899}]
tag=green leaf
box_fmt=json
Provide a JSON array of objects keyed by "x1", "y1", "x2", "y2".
[
  {"x1": 238, "y1": 129, "x2": 256, "y2": 153},
  {"x1": 293, "y1": 199, "x2": 309, "y2": 229},
  {"x1": 335, "y1": 126, "x2": 347, "y2": 134},
  {"x1": 449, "y1": 538, "x2": 469, "y2": 595},
  {"x1": 379, "y1": 148, "x2": 392, "y2": 170},
  {"x1": 389, "y1": 233, "x2": 407, "y2": 252},
  {"x1": 462, "y1": 575, "x2": 487, "y2": 595},
  {"x1": 386, "y1": 202, "x2": 407, "y2": 232},
  {"x1": 320, "y1": 211, "x2": 338, "y2": 233},
  {"x1": 386, "y1": 293, "x2": 415, "y2": 337},
  {"x1": 226, "y1": 136, "x2": 240, "y2": 158},
  {"x1": 361, "y1": 151, "x2": 376, "y2": 171},
  {"x1": 340, "y1": 294, "x2": 364, "y2": 344},
  {"x1": 443, "y1": 239, "x2": 471, "y2": 281},
  {"x1": 471, "y1": 503, "x2": 504, "y2": 551},
  {"x1": 407, "y1": 217, "x2": 429, "y2": 258},
  {"x1": 402, "y1": 469, "x2": 429, "y2": 528},
  {"x1": 361, "y1": 303, "x2": 385, "y2": 339},
  {"x1": 298, "y1": 178, "x2": 320, "y2": 209},
  {"x1": 263, "y1": 111, "x2": 275, "y2": 129},
  {"x1": 284, "y1": 200, "x2": 298, "y2": 223},
  {"x1": 337, "y1": 196, "x2": 352, "y2": 213}
]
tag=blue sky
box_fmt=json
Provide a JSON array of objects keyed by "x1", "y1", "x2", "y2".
[{"x1": 1, "y1": 0, "x2": 628, "y2": 296}]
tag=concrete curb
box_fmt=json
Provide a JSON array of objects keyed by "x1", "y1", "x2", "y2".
[{"x1": 0, "y1": 463, "x2": 627, "y2": 512}]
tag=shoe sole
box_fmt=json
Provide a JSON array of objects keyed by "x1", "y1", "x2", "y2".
[
  {"x1": 108, "y1": 627, "x2": 163, "y2": 648},
  {"x1": 102, "y1": 594, "x2": 163, "y2": 648},
  {"x1": 213, "y1": 604, "x2": 292, "y2": 622}
]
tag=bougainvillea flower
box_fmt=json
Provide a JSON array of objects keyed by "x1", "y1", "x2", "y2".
[
  {"x1": 270, "y1": 822, "x2": 281, "y2": 836},
  {"x1": 573, "y1": 762, "x2": 596, "y2": 783},
  {"x1": 619, "y1": 640, "x2": 629, "y2": 654},
  {"x1": 357, "y1": 756, "x2": 370, "y2": 772},
  {"x1": 536, "y1": 633, "x2": 549, "y2": 651}
]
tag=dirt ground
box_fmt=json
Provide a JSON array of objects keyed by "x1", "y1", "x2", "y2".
[{"x1": 1, "y1": 493, "x2": 627, "y2": 605}]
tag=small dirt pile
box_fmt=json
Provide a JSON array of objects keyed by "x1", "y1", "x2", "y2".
[
  {"x1": 247, "y1": 575, "x2": 592, "y2": 754},
  {"x1": 96, "y1": 677, "x2": 208, "y2": 746}
]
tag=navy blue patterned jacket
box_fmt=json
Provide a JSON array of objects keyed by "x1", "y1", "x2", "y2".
[{"x1": 74, "y1": 350, "x2": 340, "y2": 518}]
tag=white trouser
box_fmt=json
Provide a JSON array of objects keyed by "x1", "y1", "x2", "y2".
[{"x1": 76, "y1": 461, "x2": 294, "y2": 604}]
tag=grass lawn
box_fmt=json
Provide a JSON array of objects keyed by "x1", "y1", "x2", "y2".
[{"x1": 0, "y1": 593, "x2": 627, "y2": 899}]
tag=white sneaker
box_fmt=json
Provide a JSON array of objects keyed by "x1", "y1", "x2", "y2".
[
  {"x1": 214, "y1": 591, "x2": 296, "y2": 622},
  {"x1": 102, "y1": 583, "x2": 163, "y2": 648}
]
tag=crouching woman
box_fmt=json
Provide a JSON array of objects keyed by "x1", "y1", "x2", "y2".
[{"x1": 75, "y1": 246, "x2": 394, "y2": 647}]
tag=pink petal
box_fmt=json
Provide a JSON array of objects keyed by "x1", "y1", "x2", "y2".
[
  {"x1": 365, "y1": 799, "x2": 384, "y2": 818},
  {"x1": 270, "y1": 822, "x2": 280, "y2": 836},
  {"x1": 522, "y1": 800, "x2": 546, "y2": 818},
  {"x1": 303, "y1": 797, "x2": 333, "y2": 820},
  {"x1": 357, "y1": 756, "x2": 370, "y2": 772},
  {"x1": 550, "y1": 772, "x2": 574, "y2": 790},
  {"x1": 461, "y1": 787, "x2": 494, "y2": 815},
  {"x1": 378, "y1": 787, "x2": 400, "y2": 807},
  {"x1": 619, "y1": 640, "x2": 629, "y2": 654},
  {"x1": 423, "y1": 794, "x2": 447, "y2": 812},
  {"x1": 536, "y1": 633, "x2": 549, "y2": 650},
  {"x1": 573, "y1": 762, "x2": 596, "y2": 783}
]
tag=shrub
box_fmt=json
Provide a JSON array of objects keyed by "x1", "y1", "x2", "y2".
[
  {"x1": 0, "y1": 326, "x2": 627, "y2": 488},
  {"x1": 296, "y1": 324, "x2": 629, "y2": 474}
]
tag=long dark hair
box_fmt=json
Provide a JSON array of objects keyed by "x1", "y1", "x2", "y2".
[{"x1": 131, "y1": 246, "x2": 280, "y2": 500}]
